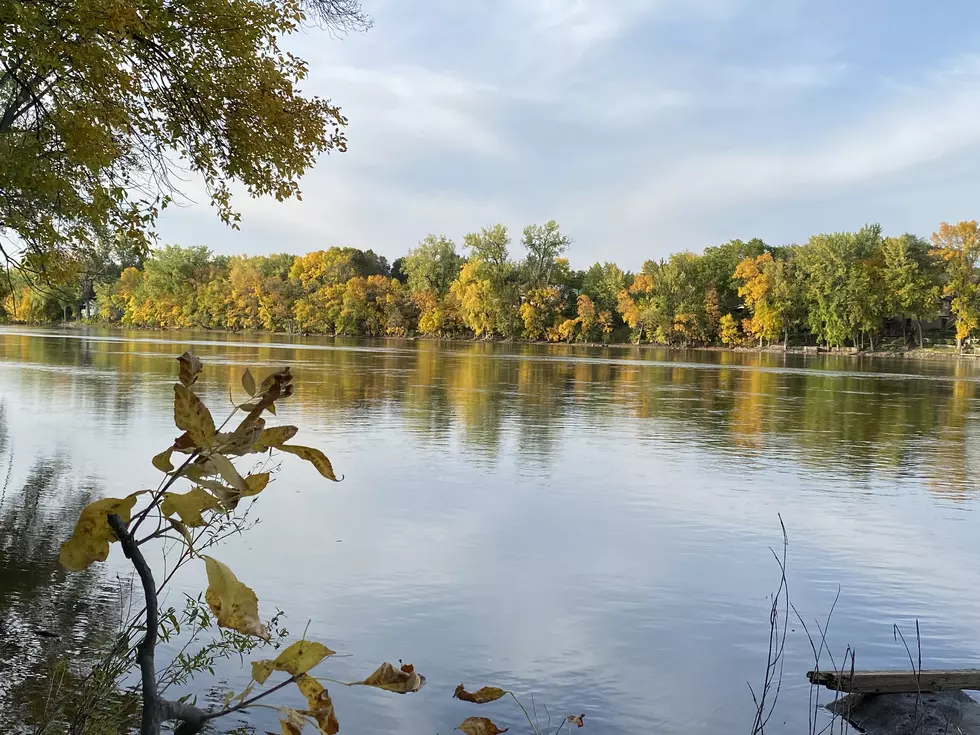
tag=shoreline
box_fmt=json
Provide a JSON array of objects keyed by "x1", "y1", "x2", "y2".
[{"x1": 22, "y1": 320, "x2": 979, "y2": 363}]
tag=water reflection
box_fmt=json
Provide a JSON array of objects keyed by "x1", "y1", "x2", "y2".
[
  {"x1": 0, "y1": 406, "x2": 134, "y2": 731},
  {"x1": 2, "y1": 327, "x2": 976, "y2": 495},
  {"x1": 2, "y1": 327, "x2": 980, "y2": 734}
]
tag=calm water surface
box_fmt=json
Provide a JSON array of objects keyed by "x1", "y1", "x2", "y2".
[{"x1": 3, "y1": 326, "x2": 980, "y2": 733}]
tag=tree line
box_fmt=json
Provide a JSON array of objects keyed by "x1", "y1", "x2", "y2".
[{"x1": 4, "y1": 219, "x2": 980, "y2": 349}]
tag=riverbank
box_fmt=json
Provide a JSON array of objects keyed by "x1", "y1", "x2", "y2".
[{"x1": 21, "y1": 319, "x2": 978, "y2": 362}]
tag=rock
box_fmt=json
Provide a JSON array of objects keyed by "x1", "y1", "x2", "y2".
[{"x1": 827, "y1": 690, "x2": 980, "y2": 735}]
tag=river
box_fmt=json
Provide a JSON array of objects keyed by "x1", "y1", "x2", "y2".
[{"x1": 2, "y1": 326, "x2": 980, "y2": 733}]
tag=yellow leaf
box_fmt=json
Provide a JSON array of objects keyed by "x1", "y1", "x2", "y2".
[
  {"x1": 457, "y1": 717, "x2": 508, "y2": 735},
  {"x1": 280, "y1": 708, "x2": 305, "y2": 735},
  {"x1": 152, "y1": 446, "x2": 175, "y2": 473},
  {"x1": 242, "y1": 368, "x2": 256, "y2": 397},
  {"x1": 354, "y1": 662, "x2": 424, "y2": 693},
  {"x1": 161, "y1": 487, "x2": 221, "y2": 527},
  {"x1": 296, "y1": 675, "x2": 339, "y2": 735},
  {"x1": 174, "y1": 384, "x2": 215, "y2": 448},
  {"x1": 279, "y1": 445, "x2": 338, "y2": 481},
  {"x1": 177, "y1": 351, "x2": 203, "y2": 387},
  {"x1": 202, "y1": 556, "x2": 269, "y2": 640},
  {"x1": 59, "y1": 495, "x2": 140, "y2": 571},
  {"x1": 243, "y1": 472, "x2": 270, "y2": 497},
  {"x1": 252, "y1": 641, "x2": 335, "y2": 685},
  {"x1": 453, "y1": 684, "x2": 507, "y2": 704},
  {"x1": 253, "y1": 425, "x2": 298, "y2": 451},
  {"x1": 209, "y1": 453, "x2": 248, "y2": 492}
]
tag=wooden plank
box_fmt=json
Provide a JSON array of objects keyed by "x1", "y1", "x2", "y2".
[{"x1": 808, "y1": 669, "x2": 980, "y2": 693}]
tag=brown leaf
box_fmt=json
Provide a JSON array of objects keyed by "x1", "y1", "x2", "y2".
[
  {"x1": 152, "y1": 446, "x2": 175, "y2": 473},
  {"x1": 567, "y1": 714, "x2": 585, "y2": 728},
  {"x1": 279, "y1": 708, "x2": 305, "y2": 735},
  {"x1": 279, "y1": 445, "x2": 338, "y2": 481},
  {"x1": 259, "y1": 367, "x2": 293, "y2": 395},
  {"x1": 456, "y1": 717, "x2": 508, "y2": 735},
  {"x1": 215, "y1": 417, "x2": 266, "y2": 455},
  {"x1": 354, "y1": 661, "x2": 425, "y2": 693},
  {"x1": 253, "y1": 425, "x2": 299, "y2": 451},
  {"x1": 242, "y1": 368, "x2": 257, "y2": 397},
  {"x1": 203, "y1": 556, "x2": 269, "y2": 640},
  {"x1": 296, "y1": 675, "x2": 339, "y2": 735},
  {"x1": 453, "y1": 684, "x2": 507, "y2": 704},
  {"x1": 177, "y1": 351, "x2": 203, "y2": 387},
  {"x1": 174, "y1": 384, "x2": 215, "y2": 448}
]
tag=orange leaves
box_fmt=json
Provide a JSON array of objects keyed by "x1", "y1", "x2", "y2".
[
  {"x1": 354, "y1": 661, "x2": 425, "y2": 693},
  {"x1": 453, "y1": 685, "x2": 506, "y2": 704},
  {"x1": 456, "y1": 717, "x2": 508, "y2": 735}
]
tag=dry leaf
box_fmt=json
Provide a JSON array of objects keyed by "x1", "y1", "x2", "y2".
[
  {"x1": 177, "y1": 351, "x2": 203, "y2": 387},
  {"x1": 203, "y1": 556, "x2": 269, "y2": 640},
  {"x1": 59, "y1": 495, "x2": 140, "y2": 571},
  {"x1": 279, "y1": 708, "x2": 305, "y2": 735},
  {"x1": 453, "y1": 684, "x2": 507, "y2": 704},
  {"x1": 215, "y1": 417, "x2": 266, "y2": 455},
  {"x1": 354, "y1": 661, "x2": 425, "y2": 693},
  {"x1": 296, "y1": 675, "x2": 339, "y2": 735},
  {"x1": 243, "y1": 473, "x2": 270, "y2": 497},
  {"x1": 566, "y1": 714, "x2": 585, "y2": 728},
  {"x1": 168, "y1": 518, "x2": 195, "y2": 551},
  {"x1": 174, "y1": 384, "x2": 215, "y2": 448},
  {"x1": 251, "y1": 640, "x2": 335, "y2": 684},
  {"x1": 160, "y1": 487, "x2": 220, "y2": 527},
  {"x1": 456, "y1": 717, "x2": 508, "y2": 735},
  {"x1": 242, "y1": 368, "x2": 257, "y2": 397},
  {"x1": 279, "y1": 445, "x2": 338, "y2": 481}
]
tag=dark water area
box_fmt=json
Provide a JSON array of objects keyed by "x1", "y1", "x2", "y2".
[{"x1": 2, "y1": 326, "x2": 980, "y2": 733}]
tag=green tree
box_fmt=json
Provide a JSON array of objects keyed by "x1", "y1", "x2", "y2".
[
  {"x1": 0, "y1": 0, "x2": 368, "y2": 282},
  {"x1": 521, "y1": 220, "x2": 571, "y2": 288},
  {"x1": 462, "y1": 225, "x2": 510, "y2": 274},
  {"x1": 880, "y1": 234, "x2": 940, "y2": 347},
  {"x1": 402, "y1": 235, "x2": 462, "y2": 296}
]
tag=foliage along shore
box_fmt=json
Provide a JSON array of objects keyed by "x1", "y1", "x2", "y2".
[{"x1": 5, "y1": 219, "x2": 980, "y2": 353}]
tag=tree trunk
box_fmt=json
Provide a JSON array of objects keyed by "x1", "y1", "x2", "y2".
[
  {"x1": 869, "y1": 331, "x2": 875, "y2": 352},
  {"x1": 957, "y1": 336, "x2": 963, "y2": 352},
  {"x1": 916, "y1": 318, "x2": 924, "y2": 349},
  {"x1": 783, "y1": 329, "x2": 788, "y2": 350}
]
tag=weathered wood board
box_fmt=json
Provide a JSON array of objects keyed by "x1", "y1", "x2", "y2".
[{"x1": 808, "y1": 669, "x2": 980, "y2": 693}]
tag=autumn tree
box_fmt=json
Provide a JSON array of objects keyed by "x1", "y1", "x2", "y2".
[
  {"x1": 930, "y1": 221, "x2": 980, "y2": 350},
  {"x1": 519, "y1": 286, "x2": 563, "y2": 340},
  {"x1": 0, "y1": 0, "x2": 369, "y2": 292},
  {"x1": 462, "y1": 225, "x2": 511, "y2": 275},
  {"x1": 734, "y1": 252, "x2": 802, "y2": 348}
]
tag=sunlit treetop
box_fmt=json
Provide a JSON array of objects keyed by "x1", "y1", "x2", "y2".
[{"x1": 0, "y1": 0, "x2": 370, "y2": 283}]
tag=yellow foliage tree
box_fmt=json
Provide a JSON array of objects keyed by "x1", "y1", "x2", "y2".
[{"x1": 930, "y1": 221, "x2": 980, "y2": 349}]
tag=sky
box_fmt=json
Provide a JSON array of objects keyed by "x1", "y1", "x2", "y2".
[{"x1": 157, "y1": 0, "x2": 980, "y2": 270}]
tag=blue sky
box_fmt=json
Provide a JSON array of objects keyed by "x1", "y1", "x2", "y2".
[{"x1": 158, "y1": 0, "x2": 980, "y2": 269}]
